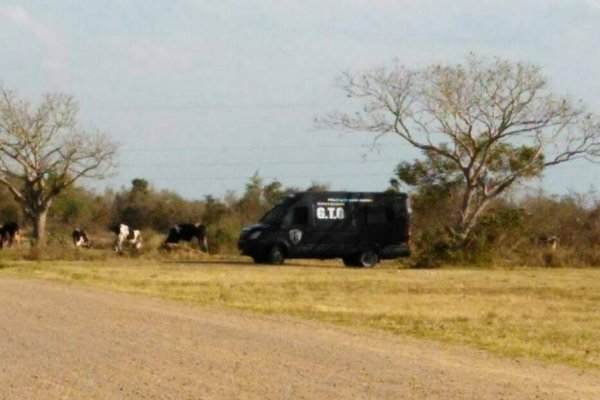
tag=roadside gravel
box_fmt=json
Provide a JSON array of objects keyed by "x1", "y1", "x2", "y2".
[{"x1": 1, "y1": 278, "x2": 598, "y2": 399}]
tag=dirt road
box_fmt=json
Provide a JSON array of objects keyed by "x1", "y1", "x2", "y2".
[{"x1": 0, "y1": 278, "x2": 598, "y2": 399}]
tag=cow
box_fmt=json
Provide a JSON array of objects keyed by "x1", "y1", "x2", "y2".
[
  {"x1": 112, "y1": 224, "x2": 142, "y2": 252},
  {"x1": 72, "y1": 229, "x2": 91, "y2": 248},
  {"x1": 534, "y1": 234, "x2": 559, "y2": 252},
  {"x1": 164, "y1": 223, "x2": 208, "y2": 252},
  {"x1": 0, "y1": 222, "x2": 21, "y2": 249}
]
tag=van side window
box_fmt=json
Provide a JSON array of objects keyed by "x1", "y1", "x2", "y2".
[
  {"x1": 366, "y1": 207, "x2": 387, "y2": 224},
  {"x1": 355, "y1": 206, "x2": 395, "y2": 225},
  {"x1": 293, "y1": 207, "x2": 309, "y2": 225}
]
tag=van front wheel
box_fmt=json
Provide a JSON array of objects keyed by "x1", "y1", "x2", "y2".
[
  {"x1": 358, "y1": 250, "x2": 378, "y2": 268},
  {"x1": 266, "y1": 246, "x2": 285, "y2": 265}
]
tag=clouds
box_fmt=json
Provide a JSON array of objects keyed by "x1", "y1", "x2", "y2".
[
  {"x1": 113, "y1": 39, "x2": 195, "y2": 76},
  {"x1": 585, "y1": 0, "x2": 600, "y2": 8},
  {"x1": 0, "y1": 1, "x2": 599, "y2": 197},
  {"x1": 1, "y1": 5, "x2": 68, "y2": 72}
]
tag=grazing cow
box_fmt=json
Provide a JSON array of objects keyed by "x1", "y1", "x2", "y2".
[
  {"x1": 0, "y1": 222, "x2": 21, "y2": 249},
  {"x1": 164, "y1": 223, "x2": 208, "y2": 252},
  {"x1": 72, "y1": 229, "x2": 91, "y2": 248},
  {"x1": 535, "y1": 234, "x2": 559, "y2": 252},
  {"x1": 112, "y1": 224, "x2": 142, "y2": 252}
]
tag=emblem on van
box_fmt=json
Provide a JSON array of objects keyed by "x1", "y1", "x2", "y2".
[{"x1": 289, "y1": 229, "x2": 303, "y2": 245}]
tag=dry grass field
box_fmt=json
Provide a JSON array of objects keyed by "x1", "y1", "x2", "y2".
[{"x1": 1, "y1": 257, "x2": 599, "y2": 370}]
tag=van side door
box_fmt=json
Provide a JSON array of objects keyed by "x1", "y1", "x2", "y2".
[
  {"x1": 281, "y1": 205, "x2": 312, "y2": 257},
  {"x1": 309, "y1": 202, "x2": 355, "y2": 257}
]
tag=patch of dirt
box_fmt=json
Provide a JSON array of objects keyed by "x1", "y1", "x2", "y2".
[{"x1": 0, "y1": 278, "x2": 598, "y2": 399}]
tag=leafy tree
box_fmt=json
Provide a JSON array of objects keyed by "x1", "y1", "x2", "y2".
[
  {"x1": 202, "y1": 195, "x2": 228, "y2": 226},
  {"x1": 324, "y1": 55, "x2": 600, "y2": 243},
  {"x1": 0, "y1": 87, "x2": 118, "y2": 246},
  {"x1": 131, "y1": 178, "x2": 149, "y2": 194},
  {"x1": 234, "y1": 172, "x2": 291, "y2": 222},
  {"x1": 111, "y1": 178, "x2": 205, "y2": 233},
  {"x1": 237, "y1": 172, "x2": 264, "y2": 218},
  {"x1": 391, "y1": 157, "x2": 462, "y2": 233},
  {"x1": 306, "y1": 181, "x2": 330, "y2": 192},
  {"x1": 263, "y1": 180, "x2": 286, "y2": 206},
  {"x1": 51, "y1": 185, "x2": 94, "y2": 225}
]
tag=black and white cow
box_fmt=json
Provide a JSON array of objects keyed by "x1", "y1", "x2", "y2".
[
  {"x1": 112, "y1": 224, "x2": 142, "y2": 252},
  {"x1": 0, "y1": 222, "x2": 21, "y2": 249},
  {"x1": 164, "y1": 223, "x2": 208, "y2": 252},
  {"x1": 72, "y1": 229, "x2": 91, "y2": 248}
]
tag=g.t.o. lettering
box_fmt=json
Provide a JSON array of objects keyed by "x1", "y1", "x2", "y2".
[{"x1": 316, "y1": 207, "x2": 345, "y2": 220}]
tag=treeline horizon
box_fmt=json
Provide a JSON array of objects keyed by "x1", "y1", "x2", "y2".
[
  {"x1": 0, "y1": 172, "x2": 327, "y2": 254},
  {"x1": 1, "y1": 170, "x2": 600, "y2": 267},
  {"x1": 3, "y1": 55, "x2": 600, "y2": 266}
]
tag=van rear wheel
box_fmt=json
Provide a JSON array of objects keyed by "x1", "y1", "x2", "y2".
[
  {"x1": 357, "y1": 250, "x2": 378, "y2": 268},
  {"x1": 266, "y1": 246, "x2": 285, "y2": 265}
]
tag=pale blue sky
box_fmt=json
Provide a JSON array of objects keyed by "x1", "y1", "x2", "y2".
[{"x1": 1, "y1": 0, "x2": 600, "y2": 199}]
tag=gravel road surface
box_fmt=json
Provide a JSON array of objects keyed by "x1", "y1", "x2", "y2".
[{"x1": 1, "y1": 278, "x2": 598, "y2": 399}]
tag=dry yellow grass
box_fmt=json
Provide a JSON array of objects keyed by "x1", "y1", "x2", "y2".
[{"x1": 1, "y1": 259, "x2": 599, "y2": 369}]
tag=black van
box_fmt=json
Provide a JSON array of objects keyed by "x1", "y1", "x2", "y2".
[{"x1": 238, "y1": 191, "x2": 411, "y2": 267}]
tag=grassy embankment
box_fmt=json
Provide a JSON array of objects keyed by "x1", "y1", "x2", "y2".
[{"x1": 1, "y1": 257, "x2": 599, "y2": 369}]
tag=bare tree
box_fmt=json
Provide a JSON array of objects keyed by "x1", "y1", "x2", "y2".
[
  {"x1": 323, "y1": 55, "x2": 600, "y2": 242},
  {"x1": 0, "y1": 87, "x2": 118, "y2": 246}
]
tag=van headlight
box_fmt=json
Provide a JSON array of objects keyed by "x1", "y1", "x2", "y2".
[{"x1": 249, "y1": 230, "x2": 262, "y2": 240}]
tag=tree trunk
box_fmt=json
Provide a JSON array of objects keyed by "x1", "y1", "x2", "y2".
[
  {"x1": 456, "y1": 194, "x2": 492, "y2": 246},
  {"x1": 456, "y1": 185, "x2": 477, "y2": 242},
  {"x1": 30, "y1": 209, "x2": 48, "y2": 247}
]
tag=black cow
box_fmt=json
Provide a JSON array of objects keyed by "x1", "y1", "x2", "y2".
[
  {"x1": 164, "y1": 223, "x2": 208, "y2": 252},
  {"x1": 111, "y1": 224, "x2": 142, "y2": 252},
  {"x1": 0, "y1": 222, "x2": 21, "y2": 249},
  {"x1": 72, "y1": 229, "x2": 91, "y2": 248}
]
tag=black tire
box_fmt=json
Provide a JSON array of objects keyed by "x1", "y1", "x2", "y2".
[
  {"x1": 357, "y1": 249, "x2": 379, "y2": 268},
  {"x1": 266, "y1": 246, "x2": 285, "y2": 265}
]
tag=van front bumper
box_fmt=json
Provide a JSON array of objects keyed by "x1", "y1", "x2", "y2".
[{"x1": 238, "y1": 238, "x2": 264, "y2": 257}]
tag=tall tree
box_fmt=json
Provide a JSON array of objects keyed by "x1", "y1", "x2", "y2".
[
  {"x1": 0, "y1": 87, "x2": 118, "y2": 246},
  {"x1": 323, "y1": 55, "x2": 600, "y2": 242}
]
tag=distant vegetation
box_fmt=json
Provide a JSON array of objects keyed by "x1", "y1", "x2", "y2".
[
  {"x1": 1, "y1": 168, "x2": 600, "y2": 267},
  {"x1": 2, "y1": 56, "x2": 600, "y2": 267},
  {"x1": 0, "y1": 172, "x2": 324, "y2": 257},
  {"x1": 405, "y1": 181, "x2": 600, "y2": 268}
]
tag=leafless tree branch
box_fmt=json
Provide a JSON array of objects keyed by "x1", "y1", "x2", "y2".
[
  {"x1": 320, "y1": 55, "x2": 600, "y2": 241},
  {"x1": 0, "y1": 85, "x2": 119, "y2": 245}
]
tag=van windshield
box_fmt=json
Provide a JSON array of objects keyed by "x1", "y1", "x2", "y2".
[
  {"x1": 259, "y1": 196, "x2": 296, "y2": 225},
  {"x1": 259, "y1": 206, "x2": 286, "y2": 224}
]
